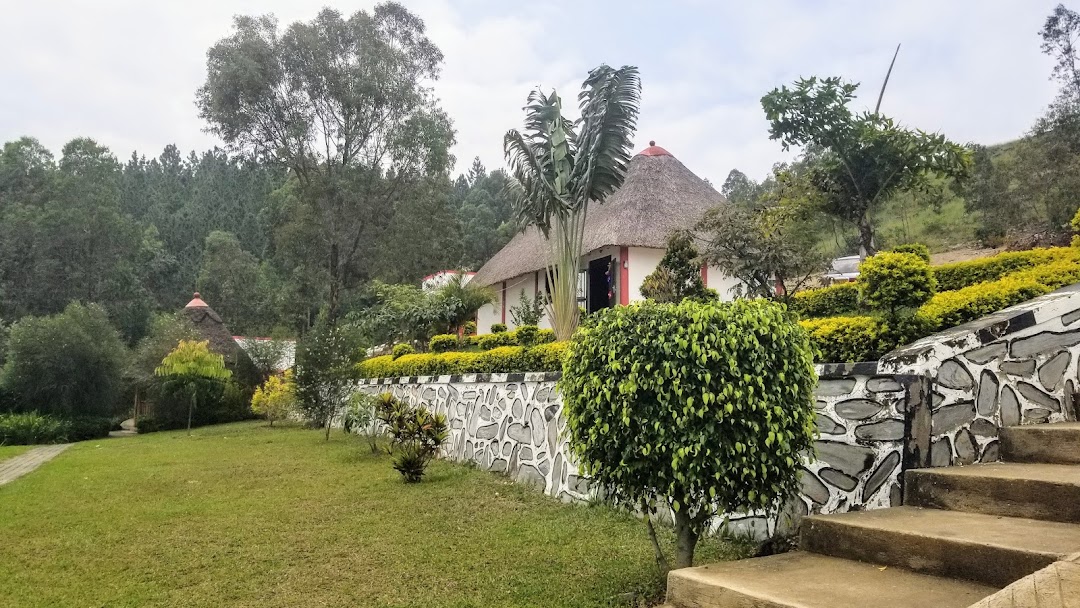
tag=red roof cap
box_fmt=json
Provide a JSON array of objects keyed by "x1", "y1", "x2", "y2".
[
  {"x1": 185, "y1": 292, "x2": 208, "y2": 308},
  {"x1": 639, "y1": 140, "x2": 672, "y2": 157}
]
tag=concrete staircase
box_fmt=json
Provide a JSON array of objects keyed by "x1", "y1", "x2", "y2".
[{"x1": 665, "y1": 422, "x2": 1080, "y2": 608}]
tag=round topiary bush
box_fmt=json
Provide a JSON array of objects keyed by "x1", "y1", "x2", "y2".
[
  {"x1": 391, "y1": 343, "x2": 416, "y2": 360},
  {"x1": 889, "y1": 243, "x2": 931, "y2": 263},
  {"x1": 428, "y1": 334, "x2": 460, "y2": 353},
  {"x1": 560, "y1": 299, "x2": 817, "y2": 569},
  {"x1": 490, "y1": 323, "x2": 507, "y2": 334},
  {"x1": 858, "y1": 251, "x2": 937, "y2": 314}
]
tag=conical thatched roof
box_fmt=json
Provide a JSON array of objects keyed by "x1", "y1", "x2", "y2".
[
  {"x1": 472, "y1": 143, "x2": 728, "y2": 286},
  {"x1": 181, "y1": 293, "x2": 260, "y2": 388}
]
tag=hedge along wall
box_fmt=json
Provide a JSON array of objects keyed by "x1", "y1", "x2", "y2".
[
  {"x1": 355, "y1": 366, "x2": 926, "y2": 521},
  {"x1": 880, "y1": 282, "x2": 1080, "y2": 467}
]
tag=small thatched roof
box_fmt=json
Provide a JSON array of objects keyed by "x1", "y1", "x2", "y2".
[
  {"x1": 181, "y1": 293, "x2": 260, "y2": 388},
  {"x1": 472, "y1": 143, "x2": 728, "y2": 286}
]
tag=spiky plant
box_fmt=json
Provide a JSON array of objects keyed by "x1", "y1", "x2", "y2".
[{"x1": 503, "y1": 65, "x2": 641, "y2": 340}]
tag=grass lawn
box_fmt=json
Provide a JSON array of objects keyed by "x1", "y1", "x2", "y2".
[
  {"x1": 0, "y1": 421, "x2": 747, "y2": 607},
  {"x1": 0, "y1": 445, "x2": 31, "y2": 463}
]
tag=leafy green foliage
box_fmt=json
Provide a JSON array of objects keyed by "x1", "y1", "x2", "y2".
[
  {"x1": 513, "y1": 325, "x2": 540, "y2": 347},
  {"x1": 373, "y1": 393, "x2": 449, "y2": 482},
  {"x1": 154, "y1": 339, "x2": 234, "y2": 433},
  {"x1": 428, "y1": 334, "x2": 460, "y2": 353},
  {"x1": 0, "y1": 412, "x2": 70, "y2": 445},
  {"x1": 478, "y1": 332, "x2": 516, "y2": 350},
  {"x1": 463, "y1": 321, "x2": 477, "y2": 335},
  {"x1": 490, "y1": 323, "x2": 507, "y2": 333},
  {"x1": 789, "y1": 283, "x2": 860, "y2": 318},
  {"x1": 890, "y1": 243, "x2": 931, "y2": 263},
  {"x1": 357, "y1": 342, "x2": 570, "y2": 377},
  {"x1": 504, "y1": 65, "x2": 642, "y2": 340},
  {"x1": 509, "y1": 290, "x2": 546, "y2": 326},
  {"x1": 560, "y1": 300, "x2": 817, "y2": 568},
  {"x1": 1, "y1": 302, "x2": 128, "y2": 418},
  {"x1": 392, "y1": 344, "x2": 416, "y2": 360},
  {"x1": 250, "y1": 371, "x2": 297, "y2": 426},
  {"x1": 294, "y1": 321, "x2": 364, "y2": 438},
  {"x1": 800, "y1": 316, "x2": 884, "y2": 362},
  {"x1": 762, "y1": 76, "x2": 971, "y2": 255},
  {"x1": 857, "y1": 252, "x2": 936, "y2": 313},
  {"x1": 640, "y1": 231, "x2": 714, "y2": 303},
  {"x1": 536, "y1": 329, "x2": 556, "y2": 344},
  {"x1": 932, "y1": 248, "x2": 1072, "y2": 292},
  {"x1": 435, "y1": 273, "x2": 495, "y2": 333}
]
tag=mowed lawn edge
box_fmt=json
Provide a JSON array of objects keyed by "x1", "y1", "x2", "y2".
[
  {"x1": 0, "y1": 421, "x2": 747, "y2": 608},
  {"x1": 0, "y1": 445, "x2": 32, "y2": 464}
]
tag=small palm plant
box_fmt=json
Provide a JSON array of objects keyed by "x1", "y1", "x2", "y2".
[
  {"x1": 504, "y1": 64, "x2": 641, "y2": 340},
  {"x1": 155, "y1": 340, "x2": 232, "y2": 435}
]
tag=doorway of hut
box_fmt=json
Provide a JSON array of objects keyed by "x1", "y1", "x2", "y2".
[{"x1": 586, "y1": 256, "x2": 613, "y2": 314}]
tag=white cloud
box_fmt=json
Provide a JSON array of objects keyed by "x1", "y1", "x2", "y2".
[{"x1": 0, "y1": 0, "x2": 1065, "y2": 184}]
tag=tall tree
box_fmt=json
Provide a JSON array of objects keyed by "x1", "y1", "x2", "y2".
[
  {"x1": 761, "y1": 77, "x2": 971, "y2": 256},
  {"x1": 197, "y1": 4, "x2": 455, "y2": 322},
  {"x1": 504, "y1": 65, "x2": 642, "y2": 340}
]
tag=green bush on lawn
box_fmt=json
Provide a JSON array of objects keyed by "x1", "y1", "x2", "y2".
[{"x1": 0, "y1": 412, "x2": 114, "y2": 445}]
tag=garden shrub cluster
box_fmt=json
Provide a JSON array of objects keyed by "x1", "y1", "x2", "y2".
[
  {"x1": 857, "y1": 252, "x2": 936, "y2": 313},
  {"x1": 789, "y1": 282, "x2": 860, "y2": 318},
  {"x1": 0, "y1": 412, "x2": 114, "y2": 445},
  {"x1": 358, "y1": 342, "x2": 570, "y2": 377},
  {"x1": 800, "y1": 246, "x2": 1080, "y2": 362},
  {"x1": 375, "y1": 393, "x2": 449, "y2": 483}
]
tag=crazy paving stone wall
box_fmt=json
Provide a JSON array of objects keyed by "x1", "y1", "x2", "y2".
[
  {"x1": 357, "y1": 366, "x2": 918, "y2": 517},
  {"x1": 357, "y1": 373, "x2": 590, "y2": 502},
  {"x1": 882, "y1": 283, "x2": 1080, "y2": 467}
]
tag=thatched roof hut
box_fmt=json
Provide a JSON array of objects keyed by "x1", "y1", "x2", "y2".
[
  {"x1": 472, "y1": 143, "x2": 740, "y2": 332},
  {"x1": 472, "y1": 143, "x2": 728, "y2": 287},
  {"x1": 181, "y1": 293, "x2": 260, "y2": 388}
]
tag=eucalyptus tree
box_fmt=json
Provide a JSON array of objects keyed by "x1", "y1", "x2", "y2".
[
  {"x1": 197, "y1": 3, "x2": 455, "y2": 322},
  {"x1": 503, "y1": 65, "x2": 641, "y2": 340},
  {"x1": 761, "y1": 77, "x2": 971, "y2": 256}
]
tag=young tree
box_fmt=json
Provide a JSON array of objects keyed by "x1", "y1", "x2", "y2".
[
  {"x1": 154, "y1": 340, "x2": 233, "y2": 434},
  {"x1": 293, "y1": 321, "x2": 364, "y2": 440},
  {"x1": 250, "y1": 371, "x2": 297, "y2": 427},
  {"x1": 509, "y1": 289, "x2": 546, "y2": 326},
  {"x1": 197, "y1": 4, "x2": 455, "y2": 322},
  {"x1": 504, "y1": 65, "x2": 642, "y2": 340},
  {"x1": 761, "y1": 77, "x2": 971, "y2": 256},
  {"x1": 640, "y1": 230, "x2": 713, "y2": 303},
  {"x1": 434, "y1": 273, "x2": 495, "y2": 334},
  {"x1": 560, "y1": 300, "x2": 817, "y2": 570},
  {"x1": 698, "y1": 170, "x2": 829, "y2": 298}
]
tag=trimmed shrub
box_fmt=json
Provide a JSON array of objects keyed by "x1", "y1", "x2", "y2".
[
  {"x1": 931, "y1": 248, "x2": 1074, "y2": 292},
  {"x1": 536, "y1": 328, "x2": 556, "y2": 344},
  {"x1": 463, "y1": 321, "x2": 477, "y2": 335},
  {"x1": 0, "y1": 412, "x2": 70, "y2": 445},
  {"x1": 799, "y1": 316, "x2": 884, "y2": 363},
  {"x1": 789, "y1": 283, "x2": 860, "y2": 318},
  {"x1": 514, "y1": 325, "x2": 540, "y2": 347},
  {"x1": 858, "y1": 252, "x2": 936, "y2": 313},
  {"x1": 1, "y1": 303, "x2": 127, "y2": 418},
  {"x1": 919, "y1": 276, "x2": 1050, "y2": 330},
  {"x1": 391, "y1": 343, "x2": 416, "y2": 360},
  {"x1": 357, "y1": 342, "x2": 569, "y2": 378},
  {"x1": 478, "y1": 332, "x2": 516, "y2": 350},
  {"x1": 890, "y1": 243, "x2": 931, "y2": 263},
  {"x1": 429, "y1": 334, "x2": 460, "y2": 353},
  {"x1": 65, "y1": 416, "x2": 114, "y2": 442},
  {"x1": 490, "y1": 323, "x2": 507, "y2": 333},
  {"x1": 560, "y1": 300, "x2": 817, "y2": 569}
]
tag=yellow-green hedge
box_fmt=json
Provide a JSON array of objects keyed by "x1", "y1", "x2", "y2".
[
  {"x1": 931, "y1": 248, "x2": 1077, "y2": 292},
  {"x1": 799, "y1": 316, "x2": 884, "y2": 363},
  {"x1": 358, "y1": 342, "x2": 570, "y2": 378},
  {"x1": 790, "y1": 282, "x2": 860, "y2": 318}
]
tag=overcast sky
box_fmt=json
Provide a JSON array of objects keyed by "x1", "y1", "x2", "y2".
[{"x1": 0, "y1": 1, "x2": 1064, "y2": 184}]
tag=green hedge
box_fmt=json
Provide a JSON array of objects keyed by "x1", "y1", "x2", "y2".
[
  {"x1": 0, "y1": 412, "x2": 114, "y2": 445},
  {"x1": 358, "y1": 342, "x2": 569, "y2": 377},
  {"x1": 931, "y1": 248, "x2": 1075, "y2": 292},
  {"x1": 789, "y1": 282, "x2": 860, "y2": 318}
]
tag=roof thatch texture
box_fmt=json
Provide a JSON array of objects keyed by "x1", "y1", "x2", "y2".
[
  {"x1": 181, "y1": 293, "x2": 260, "y2": 388},
  {"x1": 471, "y1": 147, "x2": 728, "y2": 286}
]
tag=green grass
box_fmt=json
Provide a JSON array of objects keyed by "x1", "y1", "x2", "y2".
[
  {"x1": 0, "y1": 445, "x2": 31, "y2": 462},
  {"x1": 0, "y1": 421, "x2": 748, "y2": 608}
]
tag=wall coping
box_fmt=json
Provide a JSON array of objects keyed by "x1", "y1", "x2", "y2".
[{"x1": 358, "y1": 371, "x2": 561, "y2": 385}]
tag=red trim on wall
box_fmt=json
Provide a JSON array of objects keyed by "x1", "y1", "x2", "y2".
[
  {"x1": 619, "y1": 246, "x2": 630, "y2": 305},
  {"x1": 501, "y1": 281, "x2": 507, "y2": 324},
  {"x1": 700, "y1": 263, "x2": 708, "y2": 287}
]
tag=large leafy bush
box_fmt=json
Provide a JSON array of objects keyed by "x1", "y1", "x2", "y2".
[
  {"x1": 1, "y1": 303, "x2": 127, "y2": 418},
  {"x1": 294, "y1": 321, "x2": 365, "y2": 439},
  {"x1": 560, "y1": 300, "x2": 817, "y2": 570},
  {"x1": 789, "y1": 282, "x2": 860, "y2": 318},
  {"x1": 858, "y1": 251, "x2": 936, "y2": 313},
  {"x1": 250, "y1": 371, "x2": 297, "y2": 426}
]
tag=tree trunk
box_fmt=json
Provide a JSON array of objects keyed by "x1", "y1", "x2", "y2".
[
  {"x1": 328, "y1": 242, "x2": 341, "y2": 325},
  {"x1": 857, "y1": 213, "x2": 877, "y2": 259},
  {"x1": 324, "y1": 412, "x2": 332, "y2": 441},
  {"x1": 642, "y1": 500, "x2": 670, "y2": 576},
  {"x1": 187, "y1": 391, "x2": 195, "y2": 436},
  {"x1": 672, "y1": 508, "x2": 700, "y2": 570}
]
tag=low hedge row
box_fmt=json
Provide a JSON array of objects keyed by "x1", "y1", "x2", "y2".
[
  {"x1": 359, "y1": 342, "x2": 569, "y2": 378},
  {"x1": 0, "y1": 412, "x2": 115, "y2": 445},
  {"x1": 793, "y1": 247, "x2": 1080, "y2": 320},
  {"x1": 803, "y1": 252, "x2": 1080, "y2": 361},
  {"x1": 427, "y1": 326, "x2": 556, "y2": 353}
]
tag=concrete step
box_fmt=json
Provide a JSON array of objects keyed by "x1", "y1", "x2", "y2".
[
  {"x1": 665, "y1": 551, "x2": 995, "y2": 608},
  {"x1": 800, "y1": 506, "x2": 1080, "y2": 587},
  {"x1": 1001, "y1": 423, "x2": 1080, "y2": 465},
  {"x1": 905, "y1": 462, "x2": 1080, "y2": 524}
]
